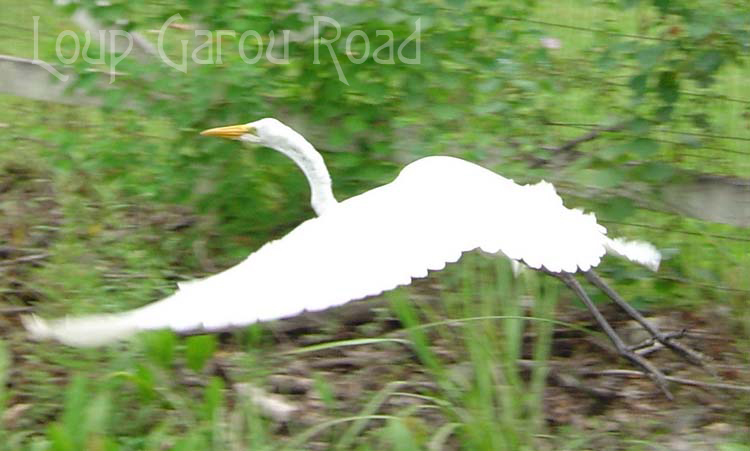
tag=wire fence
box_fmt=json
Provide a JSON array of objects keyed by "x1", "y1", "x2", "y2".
[{"x1": 547, "y1": 122, "x2": 750, "y2": 144}]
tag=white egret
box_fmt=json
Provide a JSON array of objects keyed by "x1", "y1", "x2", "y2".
[{"x1": 24, "y1": 118, "x2": 703, "y2": 397}]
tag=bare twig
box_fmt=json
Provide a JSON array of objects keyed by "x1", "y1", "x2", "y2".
[
  {"x1": 529, "y1": 121, "x2": 627, "y2": 169},
  {"x1": 517, "y1": 360, "x2": 621, "y2": 400},
  {"x1": 11, "y1": 136, "x2": 58, "y2": 148},
  {"x1": 587, "y1": 369, "x2": 750, "y2": 393},
  {"x1": 543, "y1": 122, "x2": 626, "y2": 155},
  {"x1": 0, "y1": 306, "x2": 34, "y2": 315},
  {"x1": 0, "y1": 253, "x2": 50, "y2": 267},
  {"x1": 234, "y1": 382, "x2": 300, "y2": 422}
]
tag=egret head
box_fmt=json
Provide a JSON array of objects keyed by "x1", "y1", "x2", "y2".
[
  {"x1": 200, "y1": 117, "x2": 335, "y2": 215},
  {"x1": 201, "y1": 118, "x2": 302, "y2": 150}
]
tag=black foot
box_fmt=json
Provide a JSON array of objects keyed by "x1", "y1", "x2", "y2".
[
  {"x1": 584, "y1": 270, "x2": 711, "y2": 373},
  {"x1": 544, "y1": 269, "x2": 674, "y2": 399},
  {"x1": 629, "y1": 329, "x2": 686, "y2": 351},
  {"x1": 617, "y1": 344, "x2": 673, "y2": 400}
]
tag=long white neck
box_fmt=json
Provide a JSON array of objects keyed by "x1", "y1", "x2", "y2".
[{"x1": 271, "y1": 133, "x2": 338, "y2": 216}]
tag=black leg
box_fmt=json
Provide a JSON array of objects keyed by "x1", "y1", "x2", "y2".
[
  {"x1": 544, "y1": 269, "x2": 674, "y2": 399},
  {"x1": 630, "y1": 330, "x2": 687, "y2": 351},
  {"x1": 584, "y1": 270, "x2": 709, "y2": 370}
]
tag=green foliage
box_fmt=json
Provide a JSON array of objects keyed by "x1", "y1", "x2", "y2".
[
  {"x1": 719, "y1": 444, "x2": 750, "y2": 451},
  {"x1": 140, "y1": 330, "x2": 178, "y2": 369},
  {"x1": 47, "y1": 376, "x2": 115, "y2": 451},
  {"x1": 185, "y1": 334, "x2": 217, "y2": 372}
]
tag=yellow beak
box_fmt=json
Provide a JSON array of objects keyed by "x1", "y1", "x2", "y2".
[{"x1": 200, "y1": 124, "x2": 253, "y2": 140}]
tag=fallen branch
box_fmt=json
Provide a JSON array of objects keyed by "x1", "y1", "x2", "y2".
[
  {"x1": 0, "y1": 253, "x2": 50, "y2": 267},
  {"x1": 0, "y1": 307, "x2": 34, "y2": 315},
  {"x1": 587, "y1": 369, "x2": 750, "y2": 393},
  {"x1": 517, "y1": 360, "x2": 621, "y2": 400},
  {"x1": 234, "y1": 382, "x2": 300, "y2": 423},
  {"x1": 542, "y1": 122, "x2": 626, "y2": 155}
]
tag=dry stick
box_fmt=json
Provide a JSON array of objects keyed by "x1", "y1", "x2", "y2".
[
  {"x1": 0, "y1": 307, "x2": 34, "y2": 315},
  {"x1": 530, "y1": 122, "x2": 627, "y2": 170},
  {"x1": 584, "y1": 270, "x2": 712, "y2": 373},
  {"x1": 0, "y1": 253, "x2": 50, "y2": 266},
  {"x1": 589, "y1": 370, "x2": 750, "y2": 393},
  {"x1": 542, "y1": 122, "x2": 626, "y2": 154},
  {"x1": 234, "y1": 382, "x2": 300, "y2": 423},
  {"x1": 630, "y1": 330, "x2": 686, "y2": 351},
  {"x1": 545, "y1": 270, "x2": 674, "y2": 400},
  {"x1": 517, "y1": 360, "x2": 620, "y2": 400}
]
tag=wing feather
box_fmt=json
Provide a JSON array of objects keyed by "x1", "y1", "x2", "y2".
[{"x1": 25, "y1": 156, "x2": 647, "y2": 346}]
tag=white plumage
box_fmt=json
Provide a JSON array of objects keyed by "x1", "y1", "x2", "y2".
[{"x1": 23, "y1": 118, "x2": 660, "y2": 347}]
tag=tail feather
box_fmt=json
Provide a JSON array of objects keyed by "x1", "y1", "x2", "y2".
[
  {"x1": 22, "y1": 313, "x2": 140, "y2": 347},
  {"x1": 604, "y1": 237, "x2": 661, "y2": 271}
]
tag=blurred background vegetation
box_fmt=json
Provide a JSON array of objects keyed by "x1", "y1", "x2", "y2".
[{"x1": 0, "y1": 0, "x2": 748, "y2": 449}]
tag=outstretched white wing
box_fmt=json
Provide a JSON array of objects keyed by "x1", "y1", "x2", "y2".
[{"x1": 24, "y1": 156, "x2": 659, "y2": 346}]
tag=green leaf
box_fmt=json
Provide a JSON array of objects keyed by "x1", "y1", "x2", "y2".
[
  {"x1": 433, "y1": 105, "x2": 462, "y2": 121},
  {"x1": 477, "y1": 78, "x2": 501, "y2": 93},
  {"x1": 655, "y1": 105, "x2": 674, "y2": 121},
  {"x1": 185, "y1": 334, "x2": 218, "y2": 372},
  {"x1": 60, "y1": 375, "x2": 89, "y2": 449},
  {"x1": 630, "y1": 138, "x2": 660, "y2": 157},
  {"x1": 201, "y1": 377, "x2": 225, "y2": 422},
  {"x1": 580, "y1": 168, "x2": 625, "y2": 190},
  {"x1": 620, "y1": 0, "x2": 640, "y2": 8},
  {"x1": 657, "y1": 71, "x2": 680, "y2": 104},
  {"x1": 313, "y1": 373, "x2": 337, "y2": 409},
  {"x1": 626, "y1": 117, "x2": 651, "y2": 134},
  {"x1": 652, "y1": 0, "x2": 671, "y2": 14},
  {"x1": 47, "y1": 423, "x2": 76, "y2": 451},
  {"x1": 629, "y1": 73, "x2": 648, "y2": 99},
  {"x1": 599, "y1": 197, "x2": 636, "y2": 221},
  {"x1": 384, "y1": 417, "x2": 421, "y2": 451},
  {"x1": 637, "y1": 44, "x2": 666, "y2": 69},
  {"x1": 84, "y1": 394, "x2": 112, "y2": 440},
  {"x1": 692, "y1": 50, "x2": 724, "y2": 77},
  {"x1": 688, "y1": 20, "x2": 714, "y2": 39},
  {"x1": 689, "y1": 113, "x2": 711, "y2": 130},
  {"x1": 140, "y1": 330, "x2": 177, "y2": 369},
  {"x1": 637, "y1": 162, "x2": 675, "y2": 182},
  {"x1": 599, "y1": 142, "x2": 631, "y2": 161},
  {"x1": 133, "y1": 363, "x2": 157, "y2": 401}
]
